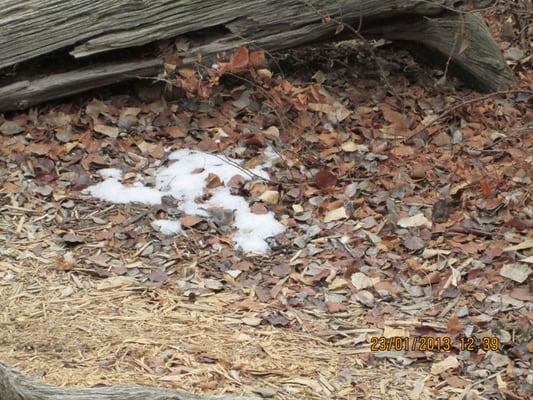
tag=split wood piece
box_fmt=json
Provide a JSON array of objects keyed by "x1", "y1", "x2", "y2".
[
  {"x1": 0, "y1": 0, "x2": 468, "y2": 68},
  {"x1": 0, "y1": 59, "x2": 162, "y2": 111},
  {"x1": 0, "y1": 361, "x2": 257, "y2": 400}
]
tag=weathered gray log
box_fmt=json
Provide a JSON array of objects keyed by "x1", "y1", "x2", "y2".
[
  {"x1": 0, "y1": 0, "x2": 458, "y2": 68},
  {"x1": 0, "y1": 59, "x2": 162, "y2": 111},
  {"x1": 376, "y1": 12, "x2": 515, "y2": 92},
  {"x1": 0, "y1": 362, "x2": 258, "y2": 400},
  {"x1": 0, "y1": 1, "x2": 514, "y2": 111}
]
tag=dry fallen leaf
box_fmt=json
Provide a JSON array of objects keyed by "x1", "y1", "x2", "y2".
[
  {"x1": 447, "y1": 315, "x2": 464, "y2": 335},
  {"x1": 205, "y1": 173, "x2": 223, "y2": 188},
  {"x1": 431, "y1": 356, "x2": 459, "y2": 375},
  {"x1": 229, "y1": 47, "x2": 249, "y2": 71},
  {"x1": 180, "y1": 215, "x2": 204, "y2": 228},
  {"x1": 383, "y1": 326, "x2": 409, "y2": 338},
  {"x1": 0, "y1": 120, "x2": 24, "y2": 135},
  {"x1": 397, "y1": 213, "x2": 432, "y2": 228},
  {"x1": 499, "y1": 263, "x2": 531, "y2": 283},
  {"x1": 324, "y1": 206, "x2": 347, "y2": 223},
  {"x1": 315, "y1": 170, "x2": 337, "y2": 190},
  {"x1": 341, "y1": 141, "x2": 358, "y2": 152},
  {"x1": 351, "y1": 272, "x2": 374, "y2": 290},
  {"x1": 94, "y1": 124, "x2": 119, "y2": 138},
  {"x1": 504, "y1": 239, "x2": 533, "y2": 252},
  {"x1": 260, "y1": 190, "x2": 279, "y2": 204},
  {"x1": 326, "y1": 301, "x2": 347, "y2": 313}
]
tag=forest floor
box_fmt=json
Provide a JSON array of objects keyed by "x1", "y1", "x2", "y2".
[{"x1": 0, "y1": 3, "x2": 531, "y2": 400}]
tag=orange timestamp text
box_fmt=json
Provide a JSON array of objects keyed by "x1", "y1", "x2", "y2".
[{"x1": 370, "y1": 336, "x2": 500, "y2": 352}]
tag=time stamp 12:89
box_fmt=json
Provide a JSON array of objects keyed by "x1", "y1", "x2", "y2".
[{"x1": 370, "y1": 336, "x2": 501, "y2": 352}]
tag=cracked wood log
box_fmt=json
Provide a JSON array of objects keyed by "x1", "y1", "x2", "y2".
[
  {"x1": 0, "y1": 362, "x2": 258, "y2": 400},
  {"x1": 0, "y1": 1, "x2": 514, "y2": 109}
]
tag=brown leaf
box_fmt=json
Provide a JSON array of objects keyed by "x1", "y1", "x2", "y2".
[
  {"x1": 314, "y1": 170, "x2": 337, "y2": 190},
  {"x1": 94, "y1": 124, "x2": 119, "y2": 138},
  {"x1": 62, "y1": 233, "x2": 85, "y2": 243},
  {"x1": 479, "y1": 177, "x2": 492, "y2": 198},
  {"x1": 228, "y1": 175, "x2": 246, "y2": 188},
  {"x1": 244, "y1": 133, "x2": 266, "y2": 147},
  {"x1": 445, "y1": 376, "x2": 468, "y2": 389},
  {"x1": 509, "y1": 287, "x2": 533, "y2": 302},
  {"x1": 404, "y1": 236, "x2": 425, "y2": 251},
  {"x1": 447, "y1": 315, "x2": 464, "y2": 335},
  {"x1": 272, "y1": 263, "x2": 291, "y2": 277},
  {"x1": 250, "y1": 203, "x2": 268, "y2": 214},
  {"x1": 180, "y1": 215, "x2": 203, "y2": 228},
  {"x1": 165, "y1": 126, "x2": 187, "y2": 138},
  {"x1": 26, "y1": 143, "x2": 50, "y2": 155},
  {"x1": 381, "y1": 104, "x2": 409, "y2": 133},
  {"x1": 326, "y1": 301, "x2": 347, "y2": 313},
  {"x1": 391, "y1": 144, "x2": 414, "y2": 157},
  {"x1": 249, "y1": 50, "x2": 266, "y2": 66},
  {"x1": 205, "y1": 173, "x2": 223, "y2": 188},
  {"x1": 230, "y1": 47, "x2": 249, "y2": 71}
]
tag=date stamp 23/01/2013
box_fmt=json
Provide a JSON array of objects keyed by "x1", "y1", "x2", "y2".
[{"x1": 370, "y1": 336, "x2": 501, "y2": 352}]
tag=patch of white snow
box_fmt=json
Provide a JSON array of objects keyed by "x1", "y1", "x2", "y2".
[
  {"x1": 85, "y1": 147, "x2": 284, "y2": 254},
  {"x1": 151, "y1": 219, "x2": 183, "y2": 235}
]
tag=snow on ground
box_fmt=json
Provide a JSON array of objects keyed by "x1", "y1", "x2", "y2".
[{"x1": 85, "y1": 148, "x2": 285, "y2": 254}]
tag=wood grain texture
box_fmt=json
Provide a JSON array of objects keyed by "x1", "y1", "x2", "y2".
[
  {"x1": 0, "y1": 362, "x2": 258, "y2": 400},
  {"x1": 377, "y1": 12, "x2": 515, "y2": 91},
  {"x1": 0, "y1": 59, "x2": 162, "y2": 110},
  {"x1": 0, "y1": 1, "x2": 514, "y2": 111},
  {"x1": 0, "y1": 0, "x2": 455, "y2": 68}
]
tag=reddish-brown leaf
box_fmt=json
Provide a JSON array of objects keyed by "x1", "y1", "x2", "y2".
[
  {"x1": 250, "y1": 203, "x2": 268, "y2": 214},
  {"x1": 180, "y1": 215, "x2": 203, "y2": 228},
  {"x1": 479, "y1": 177, "x2": 492, "y2": 197},
  {"x1": 230, "y1": 47, "x2": 249, "y2": 71},
  {"x1": 205, "y1": 173, "x2": 222, "y2": 188},
  {"x1": 249, "y1": 50, "x2": 266, "y2": 66},
  {"x1": 314, "y1": 170, "x2": 337, "y2": 190},
  {"x1": 326, "y1": 301, "x2": 348, "y2": 313},
  {"x1": 165, "y1": 126, "x2": 187, "y2": 138},
  {"x1": 244, "y1": 133, "x2": 266, "y2": 147},
  {"x1": 447, "y1": 315, "x2": 464, "y2": 335}
]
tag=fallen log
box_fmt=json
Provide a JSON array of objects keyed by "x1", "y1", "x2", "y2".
[
  {"x1": 375, "y1": 12, "x2": 514, "y2": 92},
  {"x1": 0, "y1": 59, "x2": 162, "y2": 111},
  {"x1": 0, "y1": 1, "x2": 514, "y2": 111},
  {"x1": 0, "y1": 362, "x2": 258, "y2": 400}
]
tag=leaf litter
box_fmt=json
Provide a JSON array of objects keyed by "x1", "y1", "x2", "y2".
[{"x1": 0, "y1": 5, "x2": 532, "y2": 399}]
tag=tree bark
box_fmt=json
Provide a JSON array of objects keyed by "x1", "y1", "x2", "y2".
[
  {"x1": 0, "y1": 1, "x2": 514, "y2": 110},
  {"x1": 0, "y1": 362, "x2": 257, "y2": 400},
  {"x1": 375, "y1": 12, "x2": 515, "y2": 92}
]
